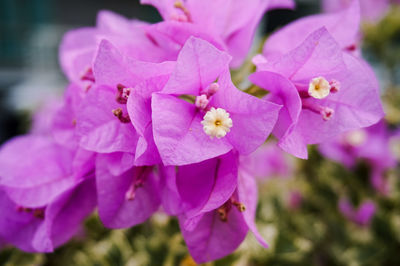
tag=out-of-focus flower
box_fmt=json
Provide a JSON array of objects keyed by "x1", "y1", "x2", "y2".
[
  {"x1": 0, "y1": 179, "x2": 96, "y2": 252},
  {"x1": 322, "y1": 0, "x2": 395, "y2": 23},
  {"x1": 319, "y1": 120, "x2": 398, "y2": 195},
  {"x1": 239, "y1": 141, "x2": 293, "y2": 179},
  {"x1": 339, "y1": 198, "x2": 376, "y2": 226},
  {"x1": 288, "y1": 190, "x2": 303, "y2": 210},
  {"x1": 251, "y1": 28, "x2": 384, "y2": 159},
  {"x1": 30, "y1": 98, "x2": 63, "y2": 136},
  {"x1": 59, "y1": 10, "x2": 169, "y2": 88},
  {"x1": 389, "y1": 129, "x2": 400, "y2": 162},
  {"x1": 141, "y1": 0, "x2": 295, "y2": 67},
  {"x1": 257, "y1": 0, "x2": 361, "y2": 60},
  {"x1": 0, "y1": 135, "x2": 94, "y2": 207}
]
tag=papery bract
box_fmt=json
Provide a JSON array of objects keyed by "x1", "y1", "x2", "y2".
[
  {"x1": 319, "y1": 120, "x2": 397, "y2": 194},
  {"x1": 251, "y1": 28, "x2": 384, "y2": 158},
  {"x1": 95, "y1": 153, "x2": 161, "y2": 228},
  {"x1": 178, "y1": 154, "x2": 267, "y2": 263},
  {"x1": 258, "y1": 0, "x2": 360, "y2": 61},
  {"x1": 0, "y1": 135, "x2": 93, "y2": 207},
  {"x1": 60, "y1": 10, "x2": 168, "y2": 87},
  {"x1": 152, "y1": 37, "x2": 281, "y2": 165},
  {"x1": 0, "y1": 179, "x2": 96, "y2": 252},
  {"x1": 240, "y1": 141, "x2": 293, "y2": 179},
  {"x1": 323, "y1": 0, "x2": 390, "y2": 22}
]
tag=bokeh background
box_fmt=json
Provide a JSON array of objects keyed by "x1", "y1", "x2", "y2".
[{"x1": 1, "y1": 0, "x2": 400, "y2": 265}]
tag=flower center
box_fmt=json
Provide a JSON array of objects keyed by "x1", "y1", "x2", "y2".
[
  {"x1": 201, "y1": 107, "x2": 233, "y2": 138},
  {"x1": 308, "y1": 77, "x2": 331, "y2": 99},
  {"x1": 307, "y1": 77, "x2": 340, "y2": 99}
]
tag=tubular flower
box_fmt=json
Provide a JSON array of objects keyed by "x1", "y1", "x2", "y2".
[{"x1": 250, "y1": 27, "x2": 384, "y2": 159}]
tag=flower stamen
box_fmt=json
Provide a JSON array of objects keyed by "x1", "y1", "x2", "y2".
[
  {"x1": 116, "y1": 84, "x2": 131, "y2": 104},
  {"x1": 302, "y1": 100, "x2": 334, "y2": 121},
  {"x1": 125, "y1": 167, "x2": 151, "y2": 201},
  {"x1": 201, "y1": 107, "x2": 233, "y2": 138},
  {"x1": 112, "y1": 108, "x2": 131, "y2": 123}
]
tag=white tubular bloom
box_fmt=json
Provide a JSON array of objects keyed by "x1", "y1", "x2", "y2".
[
  {"x1": 344, "y1": 130, "x2": 367, "y2": 146},
  {"x1": 201, "y1": 107, "x2": 233, "y2": 138},
  {"x1": 308, "y1": 77, "x2": 331, "y2": 99}
]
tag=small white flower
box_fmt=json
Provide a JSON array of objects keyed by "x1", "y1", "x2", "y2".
[
  {"x1": 344, "y1": 130, "x2": 367, "y2": 146},
  {"x1": 308, "y1": 77, "x2": 331, "y2": 99},
  {"x1": 201, "y1": 107, "x2": 233, "y2": 138}
]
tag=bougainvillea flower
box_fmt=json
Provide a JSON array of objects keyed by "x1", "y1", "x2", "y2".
[
  {"x1": 258, "y1": 0, "x2": 360, "y2": 61},
  {"x1": 239, "y1": 141, "x2": 293, "y2": 179},
  {"x1": 159, "y1": 152, "x2": 239, "y2": 218},
  {"x1": 175, "y1": 152, "x2": 239, "y2": 218},
  {"x1": 323, "y1": 0, "x2": 390, "y2": 22},
  {"x1": 0, "y1": 178, "x2": 96, "y2": 252},
  {"x1": 76, "y1": 39, "x2": 174, "y2": 157},
  {"x1": 178, "y1": 158, "x2": 267, "y2": 263},
  {"x1": 95, "y1": 153, "x2": 161, "y2": 228},
  {"x1": 0, "y1": 135, "x2": 94, "y2": 208},
  {"x1": 339, "y1": 198, "x2": 376, "y2": 226},
  {"x1": 141, "y1": 0, "x2": 295, "y2": 67},
  {"x1": 152, "y1": 37, "x2": 281, "y2": 165},
  {"x1": 60, "y1": 10, "x2": 169, "y2": 88},
  {"x1": 320, "y1": 120, "x2": 396, "y2": 168},
  {"x1": 127, "y1": 75, "x2": 172, "y2": 165},
  {"x1": 250, "y1": 27, "x2": 384, "y2": 158},
  {"x1": 319, "y1": 120, "x2": 397, "y2": 194}
]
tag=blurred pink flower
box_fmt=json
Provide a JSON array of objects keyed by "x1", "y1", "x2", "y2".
[{"x1": 339, "y1": 198, "x2": 376, "y2": 226}]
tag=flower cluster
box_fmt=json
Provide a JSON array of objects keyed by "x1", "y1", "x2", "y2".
[{"x1": 0, "y1": 0, "x2": 385, "y2": 263}]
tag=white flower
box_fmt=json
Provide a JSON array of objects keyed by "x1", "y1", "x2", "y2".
[
  {"x1": 344, "y1": 130, "x2": 367, "y2": 147},
  {"x1": 308, "y1": 77, "x2": 331, "y2": 99},
  {"x1": 201, "y1": 107, "x2": 233, "y2": 138}
]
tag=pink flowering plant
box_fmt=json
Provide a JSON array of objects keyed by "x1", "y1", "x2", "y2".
[{"x1": 2, "y1": 0, "x2": 398, "y2": 264}]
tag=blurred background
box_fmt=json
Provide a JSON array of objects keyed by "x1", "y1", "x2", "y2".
[{"x1": 1, "y1": 0, "x2": 400, "y2": 265}]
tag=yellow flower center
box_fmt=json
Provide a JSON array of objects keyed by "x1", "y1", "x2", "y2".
[
  {"x1": 308, "y1": 77, "x2": 331, "y2": 99},
  {"x1": 201, "y1": 107, "x2": 233, "y2": 138}
]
